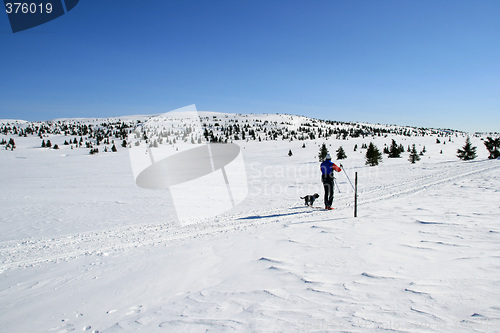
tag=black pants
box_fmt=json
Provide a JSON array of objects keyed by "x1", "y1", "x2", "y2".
[{"x1": 323, "y1": 177, "x2": 334, "y2": 208}]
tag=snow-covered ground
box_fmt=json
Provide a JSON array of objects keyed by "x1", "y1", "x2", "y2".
[{"x1": 1, "y1": 115, "x2": 499, "y2": 332}]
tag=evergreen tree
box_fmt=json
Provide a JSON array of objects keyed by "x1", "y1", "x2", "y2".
[
  {"x1": 318, "y1": 143, "x2": 328, "y2": 162},
  {"x1": 336, "y1": 146, "x2": 347, "y2": 160},
  {"x1": 457, "y1": 137, "x2": 477, "y2": 161},
  {"x1": 6, "y1": 138, "x2": 15, "y2": 151},
  {"x1": 46, "y1": 140, "x2": 52, "y2": 148},
  {"x1": 365, "y1": 142, "x2": 382, "y2": 166},
  {"x1": 483, "y1": 137, "x2": 500, "y2": 159},
  {"x1": 288, "y1": 149, "x2": 293, "y2": 157},
  {"x1": 388, "y1": 139, "x2": 402, "y2": 157},
  {"x1": 53, "y1": 144, "x2": 59, "y2": 149},
  {"x1": 121, "y1": 140, "x2": 127, "y2": 148},
  {"x1": 409, "y1": 144, "x2": 420, "y2": 163},
  {"x1": 41, "y1": 140, "x2": 46, "y2": 148},
  {"x1": 111, "y1": 144, "x2": 117, "y2": 152}
]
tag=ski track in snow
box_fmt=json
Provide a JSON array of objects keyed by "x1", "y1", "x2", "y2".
[
  {"x1": 356, "y1": 159, "x2": 499, "y2": 206},
  {"x1": 1, "y1": 159, "x2": 498, "y2": 273}
]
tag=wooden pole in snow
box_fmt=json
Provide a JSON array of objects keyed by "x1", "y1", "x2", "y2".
[{"x1": 354, "y1": 172, "x2": 358, "y2": 217}]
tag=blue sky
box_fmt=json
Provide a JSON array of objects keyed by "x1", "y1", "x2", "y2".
[{"x1": 1, "y1": 0, "x2": 499, "y2": 132}]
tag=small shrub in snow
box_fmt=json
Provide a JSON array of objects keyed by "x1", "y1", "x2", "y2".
[{"x1": 5, "y1": 138, "x2": 16, "y2": 151}]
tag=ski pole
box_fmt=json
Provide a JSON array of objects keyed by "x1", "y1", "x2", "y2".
[
  {"x1": 341, "y1": 164, "x2": 355, "y2": 190},
  {"x1": 334, "y1": 178, "x2": 341, "y2": 193}
]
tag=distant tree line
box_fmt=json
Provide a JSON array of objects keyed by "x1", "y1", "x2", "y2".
[{"x1": 2, "y1": 115, "x2": 497, "y2": 159}]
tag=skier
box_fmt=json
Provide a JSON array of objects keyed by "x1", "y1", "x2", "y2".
[{"x1": 320, "y1": 153, "x2": 342, "y2": 210}]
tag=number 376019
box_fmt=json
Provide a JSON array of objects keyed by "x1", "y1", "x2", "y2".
[{"x1": 5, "y1": 2, "x2": 53, "y2": 14}]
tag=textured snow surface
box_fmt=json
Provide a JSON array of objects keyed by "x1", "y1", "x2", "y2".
[{"x1": 1, "y1": 117, "x2": 499, "y2": 332}]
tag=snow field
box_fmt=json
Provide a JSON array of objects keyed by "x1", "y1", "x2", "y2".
[{"x1": 1, "y1": 116, "x2": 499, "y2": 332}]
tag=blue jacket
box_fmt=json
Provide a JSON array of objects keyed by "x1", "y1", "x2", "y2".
[{"x1": 320, "y1": 160, "x2": 342, "y2": 177}]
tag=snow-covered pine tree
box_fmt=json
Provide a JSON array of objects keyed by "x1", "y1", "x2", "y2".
[
  {"x1": 457, "y1": 137, "x2": 477, "y2": 161},
  {"x1": 318, "y1": 143, "x2": 328, "y2": 162},
  {"x1": 409, "y1": 144, "x2": 420, "y2": 163},
  {"x1": 365, "y1": 142, "x2": 382, "y2": 166},
  {"x1": 288, "y1": 149, "x2": 293, "y2": 157},
  {"x1": 336, "y1": 146, "x2": 347, "y2": 160}
]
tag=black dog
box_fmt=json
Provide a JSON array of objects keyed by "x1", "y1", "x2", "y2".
[{"x1": 301, "y1": 193, "x2": 319, "y2": 207}]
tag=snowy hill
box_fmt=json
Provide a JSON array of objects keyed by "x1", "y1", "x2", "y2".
[
  {"x1": 1, "y1": 111, "x2": 488, "y2": 151},
  {"x1": 1, "y1": 112, "x2": 499, "y2": 332}
]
